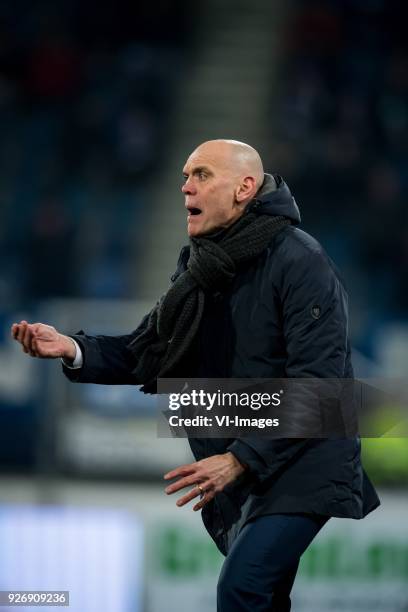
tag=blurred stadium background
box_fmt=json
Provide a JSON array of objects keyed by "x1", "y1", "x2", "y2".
[{"x1": 0, "y1": 0, "x2": 407, "y2": 610}]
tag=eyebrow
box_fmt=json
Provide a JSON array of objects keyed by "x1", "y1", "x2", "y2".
[{"x1": 182, "y1": 165, "x2": 213, "y2": 176}]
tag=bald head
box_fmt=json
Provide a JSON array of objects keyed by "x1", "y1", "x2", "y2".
[
  {"x1": 193, "y1": 139, "x2": 264, "y2": 192},
  {"x1": 182, "y1": 139, "x2": 265, "y2": 237}
]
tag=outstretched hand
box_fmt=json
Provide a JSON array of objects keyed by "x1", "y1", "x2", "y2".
[
  {"x1": 11, "y1": 321, "x2": 76, "y2": 360},
  {"x1": 164, "y1": 452, "x2": 246, "y2": 512}
]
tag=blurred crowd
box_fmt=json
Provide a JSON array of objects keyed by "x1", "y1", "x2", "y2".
[
  {"x1": 270, "y1": 0, "x2": 407, "y2": 355},
  {"x1": 0, "y1": 0, "x2": 190, "y2": 304},
  {"x1": 1, "y1": 0, "x2": 407, "y2": 360},
  {"x1": 0, "y1": 1, "x2": 406, "y2": 482}
]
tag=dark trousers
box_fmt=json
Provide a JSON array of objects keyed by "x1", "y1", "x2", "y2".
[{"x1": 217, "y1": 513, "x2": 329, "y2": 612}]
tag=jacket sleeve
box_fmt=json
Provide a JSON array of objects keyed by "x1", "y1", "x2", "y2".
[
  {"x1": 62, "y1": 312, "x2": 150, "y2": 385},
  {"x1": 62, "y1": 246, "x2": 191, "y2": 387},
  {"x1": 228, "y1": 245, "x2": 349, "y2": 483}
]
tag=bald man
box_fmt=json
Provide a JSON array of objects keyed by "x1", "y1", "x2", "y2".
[
  {"x1": 12, "y1": 140, "x2": 379, "y2": 611},
  {"x1": 182, "y1": 139, "x2": 264, "y2": 237}
]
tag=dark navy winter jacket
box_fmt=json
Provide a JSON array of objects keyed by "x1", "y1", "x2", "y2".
[{"x1": 63, "y1": 174, "x2": 380, "y2": 555}]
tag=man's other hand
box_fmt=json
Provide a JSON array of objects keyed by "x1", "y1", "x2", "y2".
[
  {"x1": 164, "y1": 452, "x2": 246, "y2": 512},
  {"x1": 11, "y1": 321, "x2": 76, "y2": 361}
]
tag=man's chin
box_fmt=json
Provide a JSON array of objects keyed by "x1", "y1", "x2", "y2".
[{"x1": 187, "y1": 222, "x2": 206, "y2": 237}]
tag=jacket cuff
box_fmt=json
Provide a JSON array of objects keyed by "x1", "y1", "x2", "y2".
[
  {"x1": 61, "y1": 337, "x2": 83, "y2": 369},
  {"x1": 61, "y1": 331, "x2": 86, "y2": 381},
  {"x1": 227, "y1": 440, "x2": 266, "y2": 479}
]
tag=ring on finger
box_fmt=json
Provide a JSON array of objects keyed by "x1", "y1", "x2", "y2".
[{"x1": 197, "y1": 484, "x2": 205, "y2": 498}]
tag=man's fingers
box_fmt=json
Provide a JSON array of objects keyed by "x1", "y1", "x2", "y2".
[
  {"x1": 22, "y1": 325, "x2": 35, "y2": 353},
  {"x1": 11, "y1": 323, "x2": 24, "y2": 341},
  {"x1": 32, "y1": 337, "x2": 48, "y2": 358},
  {"x1": 21, "y1": 325, "x2": 42, "y2": 356},
  {"x1": 21, "y1": 324, "x2": 30, "y2": 353},
  {"x1": 16, "y1": 321, "x2": 27, "y2": 344},
  {"x1": 165, "y1": 474, "x2": 200, "y2": 495},
  {"x1": 27, "y1": 328, "x2": 35, "y2": 354},
  {"x1": 29, "y1": 326, "x2": 46, "y2": 353},
  {"x1": 164, "y1": 464, "x2": 197, "y2": 480},
  {"x1": 12, "y1": 321, "x2": 56, "y2": 359},
  {"x1": 30, "y1": 337, "x2": 38, "y2": 357},
  {"x1": 176, "y1": 484, "x2": 208, "y2": 508},
  {"x1": 193, "y1": 489, "x2": 214, "y2": 512},
  {"x1": 18, "y1": 321, "x2": 34, "y2": 352},
  {"x1": 30, "y1": 333, "x2": 40, "y2": 357}
]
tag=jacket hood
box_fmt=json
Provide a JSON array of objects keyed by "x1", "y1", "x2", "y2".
[{"x1": 251, "y1": 173, "x2": 301, "y2": 225}]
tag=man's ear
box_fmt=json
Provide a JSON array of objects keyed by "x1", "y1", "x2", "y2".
[{"x1": 235, "y1": 176, "x2": 257, "y2": 203}]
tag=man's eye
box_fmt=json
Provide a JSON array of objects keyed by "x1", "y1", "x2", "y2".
[
  {"x1": 198, "y1": 172, "x2": 207, "y2": 180},
  {"x1": 182, "y1": 175, "x2": 188, "y2": 182}
]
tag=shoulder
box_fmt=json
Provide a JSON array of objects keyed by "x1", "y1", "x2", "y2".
[
  {"x1": 273, "y1": 226, "x2": 327, "y2": 261},
  {"x1": 271, "y1": 225, "x2": 337, "y2": 273},
  {"x1": 267, "y1": 226, "x2": 344, "y2": 290}
]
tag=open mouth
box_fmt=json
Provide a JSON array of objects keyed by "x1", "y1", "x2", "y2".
[{"x1": 187, "y1": 206, "x2": 202, "y2": 216}]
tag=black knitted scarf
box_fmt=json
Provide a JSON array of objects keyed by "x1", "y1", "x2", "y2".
[{"x1": 127, "y1": 207, "x2": 291, "y2": 391}]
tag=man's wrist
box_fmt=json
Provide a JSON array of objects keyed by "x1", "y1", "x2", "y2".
[
  {"x1": 61, "y1": 337, "x2": 83, "y2": 369},
  {"x1": 61, "y1": 335, "x2": 77, "y2": 362},
  {"x1": 226, "y1": 451, "x2": 248, "y2": 473}
]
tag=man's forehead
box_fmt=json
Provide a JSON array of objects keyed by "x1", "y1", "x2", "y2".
[{"x1": 183, "y1": 144, "x2": 232, "y2": 173}]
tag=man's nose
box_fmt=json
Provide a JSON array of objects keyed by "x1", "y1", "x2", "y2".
[{"x1": 181, "y1": 179, "x2": 196, "y2": 195}]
